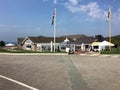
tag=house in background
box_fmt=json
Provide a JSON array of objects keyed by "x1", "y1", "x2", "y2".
[
  {"x1": 18, "y1": 34, "x2": 115, "y2": 52},
  {"x1": 94, "y1": 34, "x2": 105, "y2": 42},
  {"x1": 92, "y1": 40, "x2": 115, "y2": 51},
  {"x1": 18, "y1": 36, "x2": 75, "y2": 52},
  {"x1": 60, "y1": 38, "x2": 76, "y2": 52},
  {"x1": 91, "y1": 35, "x2": 115, "y2": 51},
  {"x1": 5, "y1": 43, "x2": 16, "y2": 49},
  {"x1": 76, "y1": 36, "x2": 95, "y2": 51}
]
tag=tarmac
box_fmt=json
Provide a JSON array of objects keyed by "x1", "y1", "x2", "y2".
[{"x1": 0, "y1": 54, "x2": 120, "y2": 90}]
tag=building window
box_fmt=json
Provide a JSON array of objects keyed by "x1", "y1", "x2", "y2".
[
  {"x1": 93, "y1": 46, "x2": 99, "y2": 49},
  {"x1": 75, "y1": 46, "x2": 81, "y2": 50},
  {"x1": 26, "y1": 45, "x2": 31, "y2": 48}
]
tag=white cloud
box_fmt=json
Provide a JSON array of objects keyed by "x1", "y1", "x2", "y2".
[
  {"x1": 88, "y1": 3, "x2": 106, "y2": 19},
  {"x1": 112, "y1": 8, "x2": 120, "y2": 23},
  {"x1": 43, "y1": 0, "x2": 120, "y2": 22},
  {"x1": 64, "y1": 1, "x2": 106, "y2": 20},
  {"x1": 68, "y1": 0, "x2": 79, "y2": 5},
  {"x1": 54, "y1": 0, "x2": 57, "y2": 4},
  {"x1": 118, "y1": 8, "x2": 120, "y2": 16},
  {"x1": 43, "y1": 0, "x2": 57, "y2": 4}
]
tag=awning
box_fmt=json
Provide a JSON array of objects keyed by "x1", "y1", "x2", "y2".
[
  {"x1": 91, "y1": 42, "x2": 101, "y2": 45},
  {"x1": 99, "y1": 41, "x2": 114, "y2": 46}
]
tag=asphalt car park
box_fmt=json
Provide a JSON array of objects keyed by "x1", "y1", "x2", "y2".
[{"x1": 0, "y1": 54, "x2": 120, "y2": 90}]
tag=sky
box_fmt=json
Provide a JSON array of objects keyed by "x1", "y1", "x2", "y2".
[{"x1": 0, "y1": 0, "x2": 120, "y2": 42}]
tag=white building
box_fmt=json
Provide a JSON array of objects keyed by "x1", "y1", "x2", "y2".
[
  {"x1": 18, "y1": 36, "x2": 76, "y2": 52},
  {"x1": 92, "y1": 40, "x2": 115, "y2": 51}
]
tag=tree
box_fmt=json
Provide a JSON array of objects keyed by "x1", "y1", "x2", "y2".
[{"x1": 0, "y1": 41, "x2": 5, "y2": 47}]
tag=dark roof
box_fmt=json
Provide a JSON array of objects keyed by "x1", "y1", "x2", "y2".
[
  {"x1": 29, "y1": 36, "x2": 74, "y2": 43},
  {"x1": 17, "y1": 38, "x2": 24, "y2": 44},
  {"x1": 94, "y1": 35, "x2": 105, "y2": 42},
  {"x1": 18, "y1": 36, "x2": 75, "y2": 44},
  {"x1": 76, "y1": 37, "x2": 95, "y2": 44},
  {"x1": 60, "y1": 41, "x2": 76, "y2": 44},
  {"x1": 60, "y1": 34, "x2": 87, "y2": 39},
  {"x1": 28, "y1": 36, "x2": 53, "y2": 43},
  {"x1": 18, "y1": 34, "x2": 108, "y2": 45}
]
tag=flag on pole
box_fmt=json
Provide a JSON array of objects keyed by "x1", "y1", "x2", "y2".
[
  {"x1": 107, "y1": 8, "x2": 112, "y2": 51},
  {"x1": 106, "y1": 8, "x2": 111, "y2": 22},
  {"x1": 107, "y1": 8, "x2": 111, "y2": 20},
  {"x1": 108, "y1": 8, "x2": 110, "y2": 18},
  {"x1": 108, "y1": 12, "x2": 110, "y2": 19},
  {"x1": 51, "y1": 9, "x2": 56, "y2": 25}
]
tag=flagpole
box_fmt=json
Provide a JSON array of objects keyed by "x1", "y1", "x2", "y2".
[
  {"x1": 54, "y1": 8, "x2": 56, "y2": 53},
  {"x1": 108, "y1": 8, "x2": 112, "y2": 51}
]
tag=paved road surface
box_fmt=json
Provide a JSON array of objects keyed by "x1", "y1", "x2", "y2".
[{"x1": 0, "y1": 54, "x2": 120, "y2": 90}]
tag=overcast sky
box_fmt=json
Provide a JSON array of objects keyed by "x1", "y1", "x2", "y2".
[{"x1": 0, "y1": 0, "x2": 120, "y2": 42}]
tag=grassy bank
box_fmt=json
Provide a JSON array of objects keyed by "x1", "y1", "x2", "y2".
[
  {"x1": 101, "y1": 48, "x2": 120, "y2": 54},
  {"x1": 0, "y1": 48, "x2": 66, "y2": 53},
  {"x1": 0, "y1": 48, "x2": 39, "y2": 53}
]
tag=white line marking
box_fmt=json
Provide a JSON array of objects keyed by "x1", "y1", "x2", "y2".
[
  {"x1": 79, "y1": 54, "x2": 87, "y2": 56},
  {"x1": 0, "y1": 53, "x2": 67, "y2": 56},
  {"x1": 0, "y1": 75, "x2": 39, "y2": 90},
  {"x1": 99, "y1": 55, "x2": 110, "y2": 57},
  {"x1": 89, "y1": 54, "x2": 99, "y2": 56},
  {"x1": 111, "y1": 55, "x2": 119, "y2": 58}
]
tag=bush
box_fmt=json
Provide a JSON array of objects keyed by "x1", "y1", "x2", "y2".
[
  {"x1": 0, "y1": 48, "x2": 11, "y2": 53},
  {"x1": 0, "y1": 41, "x2": 5, "y2": 47},
  {"x1": 101, "y1": 48, "x2": 120, "y2": 54}
]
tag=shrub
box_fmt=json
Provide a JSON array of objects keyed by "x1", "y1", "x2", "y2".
[{"x1": 101, "y1": 48, "x2": 120, "y2": 54}]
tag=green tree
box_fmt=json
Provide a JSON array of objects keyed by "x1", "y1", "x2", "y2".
[
  {"x1": 112, "y1": 38, "x2": 120, "y2": 48},
  {"x1": 0, "y1": 41, "x2": 5, "y2": 47}
]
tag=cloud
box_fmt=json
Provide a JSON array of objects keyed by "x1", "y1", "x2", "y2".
[
  {"x1": 64, "y1": 1, "x2": 106, "y2": 20},
  {"x1": 68, "y1": 0, "x2": 79, "y2": 5},
  {"x1": 117, "y1": 8, "x2": 120, "y2": 17},
  {"x1": 54, "y1": 0, "x2": 57, "y2": 4},
  {"x1": 114, "y1": 8, "x2": 120, "y2": 21},
  {"x1": 43, "y1": 0, "x2": 120, "y2": 22},
  {"x1": 43, "y1": 0, "x2": 57, "y2": 4}
]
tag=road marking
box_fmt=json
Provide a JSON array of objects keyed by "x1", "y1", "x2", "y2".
[
  {"x1": 63, "y1": 56, "x2": 90, "y2": 90},
  {"x1": 0, "y1": 53, "x2": 67, "y2": 56},
  {"x1": 89, "y1": 54, "x2": 99, "y2": 56},
  {"x1": 0, "y1": 75, "x2": 39, "y2": 90},
  {"x1": 99, "y1": 55, "x2": 110, "y2": 57},
  {"x1": 79, "y1": 54, "x2": 87, "y2": 56},
  {"x1": 111, "y1": 55, "x2": 119, "y2": 58}
]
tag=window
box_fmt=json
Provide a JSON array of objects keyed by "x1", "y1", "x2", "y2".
[
  {"x1": 26, "y1": 45, "x2": 31, "y2": 48},
  {"x1": 75, "y1": 46, "x2": 81, "y2": 50},
  {"x1": 61, "y1": 47, "x2": 66, "y2": 50},
  {"x1": 93, "y1": 46, "x2": 99, "y2": 49}
]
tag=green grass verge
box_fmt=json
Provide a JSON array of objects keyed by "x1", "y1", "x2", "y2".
[
  {"x1": 101, "y1": 48, "x2": 120, "y2": 54},
  {"x1": 0, "y1": 48, "x2": 66, "y2": 53},
  {"x1": 0, "y1": 48, "x2": 11, "y2": 53}
]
